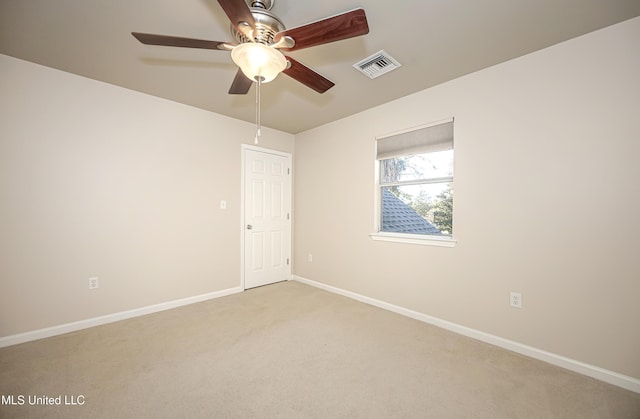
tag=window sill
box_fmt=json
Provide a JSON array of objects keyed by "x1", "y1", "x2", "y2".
[{"x1": 369, "y1": 232, "x2": 457, "y2": 247}]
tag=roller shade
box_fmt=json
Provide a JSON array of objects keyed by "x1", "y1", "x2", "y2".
[{"x1": 376, "y1": 119, "x2": 453, "y2": 160}]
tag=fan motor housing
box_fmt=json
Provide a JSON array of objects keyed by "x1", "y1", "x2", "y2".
[
  {"x1": 231, "y1": 7, "x2": 285, "y2": 45},
  {"x1": 249, "y1": 0, "x2": 273, "y2": 10},
  {"x1": 231, "y1": 0, "x2": 286, "y2": 45}
]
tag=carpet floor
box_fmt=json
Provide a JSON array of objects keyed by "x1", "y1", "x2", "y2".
[{"x1": 1, "y1": 280, "x2": 639, "y2": 418}]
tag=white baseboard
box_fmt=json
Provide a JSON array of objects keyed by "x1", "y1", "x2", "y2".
[
  {"x1": 293, "y1": 275, "x2": 640, "y2": 394},
  {"x1": 0, "y1": 286, "x2": 243, "y2": 348}
]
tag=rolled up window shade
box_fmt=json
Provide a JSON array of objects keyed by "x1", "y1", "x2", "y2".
[{"x1": 376, "y1": 119, "x2": 453, "y2": 160}]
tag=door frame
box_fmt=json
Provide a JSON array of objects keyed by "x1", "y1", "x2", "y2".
[{"x1": 240, "y1": 144, "x2": 292, "y2": 290}]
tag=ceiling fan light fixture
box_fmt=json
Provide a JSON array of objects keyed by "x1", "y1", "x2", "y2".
[{"x1": 231, "y1": 43, "x2": 287, "y2": 83}]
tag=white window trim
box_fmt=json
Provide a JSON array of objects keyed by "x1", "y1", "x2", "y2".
[
  {"x1": 369, "y1": 231, "x2": 457, "y2": 247},
  {"x1": 371, "y1": 117, "x2": 457, "y2": 248}
]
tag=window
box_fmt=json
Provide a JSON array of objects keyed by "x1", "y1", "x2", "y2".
[{"x1": 372, "y1": 118, "x2": 455, "y2": 246}]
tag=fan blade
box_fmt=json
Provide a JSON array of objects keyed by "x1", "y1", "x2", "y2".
[
  {"x1": 217, "y1": 0, "x2": 256, "y2": 39},
  {"x1": 132, "y1": 32, "x2": 232, "y2": 50},
  {"x1": 274, "y1": 8, "x2": 369, "y2": 52},
  {"x1": 283, "y1": 56, "x2": 335, "y2": 94},
  {"x1": 229, "y1": 69, "x2": 253, "y2": 94}
]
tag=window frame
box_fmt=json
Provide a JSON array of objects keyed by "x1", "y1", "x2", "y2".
[{"x1": 371, "y1": 118, "x2": 457, "y2": 248}]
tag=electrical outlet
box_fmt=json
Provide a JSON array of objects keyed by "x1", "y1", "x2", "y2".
[
  {"x1": 510, "y1": 292, "x2": 522, "y2": 308},
  {"x1": 89, "y1": 277, "x2": 99, "y2": 290}
]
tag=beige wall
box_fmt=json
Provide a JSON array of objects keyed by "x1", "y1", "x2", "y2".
[
  {"x1": 0, "y1": 54, "x2": 294, "y2": 336},
  {"x1": 293, "y1": 17, "x2": 640, "y2": 380}
]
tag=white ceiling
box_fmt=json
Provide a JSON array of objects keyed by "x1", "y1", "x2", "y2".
[{"x1": 1, "y1": 0, "x2": 639, "y2": 134}]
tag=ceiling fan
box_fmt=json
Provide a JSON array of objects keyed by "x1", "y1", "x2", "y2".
[{"x1": 132, "y1": 0, "x2": 369, "y2": 95}]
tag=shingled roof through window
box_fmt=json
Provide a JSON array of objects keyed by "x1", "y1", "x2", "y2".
[{"x1": 381, "y1": 188, "x2": 442, "y2": 235}]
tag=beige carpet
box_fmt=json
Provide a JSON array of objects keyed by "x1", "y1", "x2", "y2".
[{"x1": 1, "y1": 281, "x2": 639, "y2": 418}]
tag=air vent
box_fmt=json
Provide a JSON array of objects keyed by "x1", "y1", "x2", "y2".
[{"x1": 353, "y1": 51, "x2": 401, "y2": 79}]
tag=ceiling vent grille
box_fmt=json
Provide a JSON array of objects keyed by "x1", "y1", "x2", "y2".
[{"x1": 353, "y1": 51, "x2": 401, "y2": 79}]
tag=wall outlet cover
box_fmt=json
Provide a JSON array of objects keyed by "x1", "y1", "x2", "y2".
[{"x1": 510, "y1": 292, "x2": 522, "y2": 308}]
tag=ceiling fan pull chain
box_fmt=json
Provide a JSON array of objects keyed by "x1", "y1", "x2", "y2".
[{"x1": 254, "y1": 77, "x2": 262, "y2": 144}]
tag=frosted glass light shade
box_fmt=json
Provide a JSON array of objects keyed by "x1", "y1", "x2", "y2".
[{"x1": 231, "y1": 43, "x2": 287, "y2": 83}]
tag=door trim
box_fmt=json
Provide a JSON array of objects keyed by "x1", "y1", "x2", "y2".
[{"x1": 240, "y1": 144, "x2": 292, "y2": 290}]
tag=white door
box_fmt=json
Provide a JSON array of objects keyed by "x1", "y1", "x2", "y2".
[{"x1": 243, "y1": 147, "x2": 291, "y2": 289}]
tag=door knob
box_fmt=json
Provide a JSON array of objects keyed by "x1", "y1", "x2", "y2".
[{"x1": 246, "y1": 224, "x2": 253, "y2": 230}]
